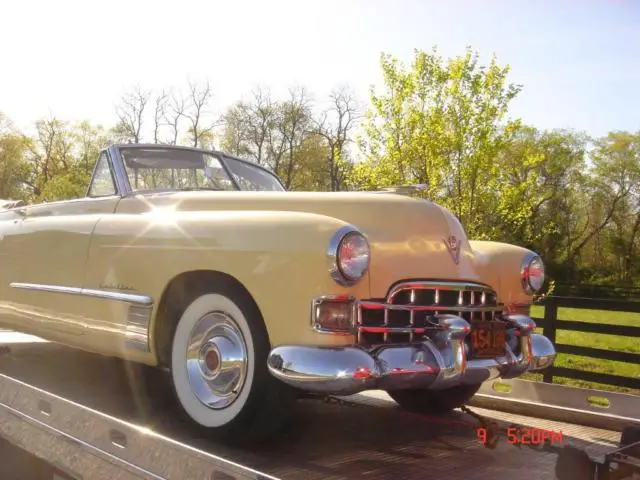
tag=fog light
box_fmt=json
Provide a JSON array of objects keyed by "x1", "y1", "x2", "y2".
[{"x1": 312, "y1": 295, "x2": 356, "y2": 333}]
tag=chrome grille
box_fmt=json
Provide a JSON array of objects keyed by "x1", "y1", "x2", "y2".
[{"x1": 356, "y1": 281, "x2": 504, "y2": 346}]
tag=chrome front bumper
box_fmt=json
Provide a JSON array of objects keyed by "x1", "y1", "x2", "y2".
[{"x1": 267, "y1": 314, "x2": 556, "y2": 395}]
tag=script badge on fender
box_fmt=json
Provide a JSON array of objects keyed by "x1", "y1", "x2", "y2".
[{"x1": 444, "y1": 235, "x2": 461, "y2": 264}]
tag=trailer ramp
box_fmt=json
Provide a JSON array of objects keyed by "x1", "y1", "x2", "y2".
[{"x1": 0, "y1": 332, "x2": 624, "y2": 480}]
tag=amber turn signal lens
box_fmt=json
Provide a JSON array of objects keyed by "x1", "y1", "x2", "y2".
[{"x1": 314, "y1": 298, "x2": 355, "y2": 332}]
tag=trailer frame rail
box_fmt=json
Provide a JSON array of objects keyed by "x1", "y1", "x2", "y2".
[{"x1": 0, "y1": 373, "x2": 278, "y2": 480}]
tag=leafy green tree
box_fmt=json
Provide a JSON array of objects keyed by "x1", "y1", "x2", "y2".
[
  {"x1": 581, "y1": 132, "x2": 640, "y2": 283},
  {"x1": 38, "y1": 168, "x2": 91, "y2": 202},
  {"x1": 492, "y1": 127, "x2": 588, "y2": 276},
  {"x1": 0, "y1": 113, "x2": 32, "y2": 201},
  {"x1": 353, "y1": 47, "x2": 521, "y2": 237}
]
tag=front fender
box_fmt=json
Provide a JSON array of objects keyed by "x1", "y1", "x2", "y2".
[
  {"x1": 470, "y1": 240, "x2": 535, "y2": 307},
  {"x1": 84, "y1": 210, "x2": 370, "y2": 355}
]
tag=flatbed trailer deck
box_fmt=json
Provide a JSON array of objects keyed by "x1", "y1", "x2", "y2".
[{"x1": 0, "y1": 332, "x2": 627, "y2": 479}]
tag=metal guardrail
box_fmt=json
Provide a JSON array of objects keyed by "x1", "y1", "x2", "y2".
[
  {"x1": 533, "y1": 296, "x2": 640, "y2": 390},
  {"x1": 0, "y1": 374, "x2": 278, "y2": 480}
]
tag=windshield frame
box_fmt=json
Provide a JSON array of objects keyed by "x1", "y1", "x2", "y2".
[
  {"x1": 106, "y1": 144, "x2": 286, "y2": 195},
  {"x1": 218, "y1": 152, "x2": 287, "y2": 192}
]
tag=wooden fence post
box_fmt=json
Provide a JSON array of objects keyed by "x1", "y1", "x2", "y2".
[{"x1": 542, "y1": 297, "x2": 558, "y2": 384}]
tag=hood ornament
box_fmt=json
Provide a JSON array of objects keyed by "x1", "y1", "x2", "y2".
[{"x1": 444, "y1": 235, "x2": 461, "y2": 265}]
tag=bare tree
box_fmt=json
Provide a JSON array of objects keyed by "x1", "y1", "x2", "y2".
[
  {"x1": 313, "y1": 86, "x2": 359, "y2": 191},
  {"x1": 153, "y1": 90, "x2": 169, "y2": 144},
  {"x1": 114, "y1": 85, "x2": 150, "y2": 143},
  {"x1": 164, "y1": 89, "x2": 186, "y2": 146},
  {"x1": 220, "y1": 86, "x2": 280, "y2": 165},
  {"x1": 185, "y1": 80, "x2": 220, "y2": 148},
  {"x1": 245, "y1": 86, "x2": 278, "y2": 165},
  {"x1": 277, "y1": 86, "x2": 313, "y2": 189},
  {"x1": 220, "y1": 102, "x2": 251, "y2": 157}
]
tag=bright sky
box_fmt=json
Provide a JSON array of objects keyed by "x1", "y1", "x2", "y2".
[{"x1": 1, "y1": 0, "x2": 638, "y2": 138}]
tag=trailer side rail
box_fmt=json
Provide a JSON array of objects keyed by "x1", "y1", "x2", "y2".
[{"x1": 0, "y1": 374, "x2": 278, "y2": 480}]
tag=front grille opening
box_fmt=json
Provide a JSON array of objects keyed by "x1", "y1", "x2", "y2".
[
  {"x1": 357, "y1": 281, "x2": 503, "y2": 348},
  {"x1": 365, "y1": 308, "x2": 385, "y2": 326}
]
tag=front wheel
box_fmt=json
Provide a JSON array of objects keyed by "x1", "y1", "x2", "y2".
[
  {"x1": 170, "y1": 284, "x2": 295, "y2": 445},
  {"x1": 387, "y1": 383, "x2": 482, "y2": 414}
]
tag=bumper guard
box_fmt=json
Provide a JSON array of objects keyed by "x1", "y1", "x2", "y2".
[{"x1": 267, "y1": 314, "x2": 556, "y2": 395}]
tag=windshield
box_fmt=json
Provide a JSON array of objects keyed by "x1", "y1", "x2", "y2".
[
  {"x1": 222, "y1": 156, "x2": 285, "y2": 191},
  {"x1": 118, "y1": 146, "x2": 285, "y2": 192}
]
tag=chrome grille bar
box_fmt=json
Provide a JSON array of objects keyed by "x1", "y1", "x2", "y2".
[
  {"x1": 471, "y1": 291, "x2": 475, "y2": 322},
  {"x1": 387, "y1": 281, "x2": 495, "y2": 298},
  {"x1": 409, "y1": 289, "x2": 416, "y2": 342},
  {"x1": 356, "y1": 281, "x2": 504, "y2": 345},
  {"x1": 358, "y1": 302, "x2": 502, "y2": 313}
]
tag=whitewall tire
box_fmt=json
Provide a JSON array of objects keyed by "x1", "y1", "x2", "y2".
[
  {"x1": 168, "y1": 282, "x2": 295, "y2": 443},
  {"x1": 171, "y1": 293, "x2": 254, "y2": 428}
]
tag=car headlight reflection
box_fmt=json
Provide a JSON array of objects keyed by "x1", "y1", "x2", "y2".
[
  {"x1": 328, "y1": 226, "x2": 370, "y2": 286},
  {"x1": 521, "y1": 252, "x2": 545, "y2": 294}
]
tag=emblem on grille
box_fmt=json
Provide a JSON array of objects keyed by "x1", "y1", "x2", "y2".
[{"x1": 444, "y1": 235, "x2": 461, "y2": 264}]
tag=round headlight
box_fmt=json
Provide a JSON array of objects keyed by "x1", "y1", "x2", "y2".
[
  {"x1": 328, "y1": 227, "x2": 370, "y2": 286},
  {"x1": 521, "y1": 253, "x2": 545, "y2": 294}
]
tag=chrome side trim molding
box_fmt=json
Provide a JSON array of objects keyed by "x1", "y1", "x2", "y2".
[
  {"x1": 10, "y1": 282, "x2": 154, "y2": 354},
  {"x1": 125, "y1": 304, "x2": 153, "y2": 353},
  {"x1": 10, "y1": 283, "x2": 153, "y2": 306}
]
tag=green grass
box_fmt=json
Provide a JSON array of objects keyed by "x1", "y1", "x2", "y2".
[{"x1": 523, "y1": 305, "x2": 640, "y2": 395}]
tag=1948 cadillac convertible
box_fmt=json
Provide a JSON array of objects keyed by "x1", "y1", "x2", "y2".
[{"x1": 0, "y1": 144, "x2": 556, "y2": 443}]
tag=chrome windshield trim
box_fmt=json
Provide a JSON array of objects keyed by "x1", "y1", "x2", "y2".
[
  {"x1": 85, "y1": 149, "x2": 121, "y2": 198},
  {"x1": 110, "y1": 144, "x2": 285, "y2": 194},
  {"x1": 9, "y1": 283, "x2": 153, "y2": 306},
  {"x1": 219, "y1": 153, "x2": 286, "y2": 191},
  {"x1": 106, "y1": 145, "x2": 133, "y2": 195}
]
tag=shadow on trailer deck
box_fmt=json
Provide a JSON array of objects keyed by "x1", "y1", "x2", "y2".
[{"x1": 0, "y1": 332, "x2": 623, "y2": 480}]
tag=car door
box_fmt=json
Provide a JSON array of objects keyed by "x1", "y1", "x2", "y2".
[{"x1": 1, "y1": 151, "x2": 121, "y2": 348}]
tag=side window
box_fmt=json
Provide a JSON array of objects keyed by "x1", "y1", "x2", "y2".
[{"x1": 88, "y1": 153, "x2": 117, "y2": 197}]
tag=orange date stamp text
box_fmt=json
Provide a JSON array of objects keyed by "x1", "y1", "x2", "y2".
[{"x1": 476, "y1": 426, "x2": 564, "y2": 446}]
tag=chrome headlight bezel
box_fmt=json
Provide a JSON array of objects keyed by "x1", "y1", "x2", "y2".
[
  {"x1": 327, "y1": 226, "x2": 370, "y2": 287},
  {"x1": 521, "y1": 252, "x2": 545, "y2": 294}
]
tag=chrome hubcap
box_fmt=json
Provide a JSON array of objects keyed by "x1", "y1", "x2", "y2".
[{"x1": 186, "y1": 311, "x2": 248, "y2": 409}]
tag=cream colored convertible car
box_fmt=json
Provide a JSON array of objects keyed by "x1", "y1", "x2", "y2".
[{"x1": 0, "y1": 144, "x2": 556, "y2": 443}]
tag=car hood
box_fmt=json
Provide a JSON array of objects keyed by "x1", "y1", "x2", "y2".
[{"x1": 117, "y1": 191, "x2": 493, "y2": 297}]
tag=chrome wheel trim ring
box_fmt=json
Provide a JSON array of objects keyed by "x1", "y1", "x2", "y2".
[{"x1": 185, "y1": 311, "x2": 249, "y2": 410}]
